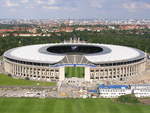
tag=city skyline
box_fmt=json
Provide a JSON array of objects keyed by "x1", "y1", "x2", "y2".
[{"x1": 0, "y1": 0, "x2": 150, "y2": 19}]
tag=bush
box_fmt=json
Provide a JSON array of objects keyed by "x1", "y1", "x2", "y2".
[
  {"x1": 8, "y1": 74, "x2": 12, "y2": 77},
  {"x1": 25, "y1": 77, "x2": 30, "y2": 80},
  {"x1": 117, "y1": 94, "x2": 139, "y2": 104}
]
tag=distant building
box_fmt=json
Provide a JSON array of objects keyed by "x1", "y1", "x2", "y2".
[
  {"x1": 0, "y1": 33, "x2": 9, "y2": 37},
  {"x1": 0, "y1": 29, "x2": 16, "y2": 32},
  {"x1": 18, "y1": 33, "x2": 41, "y2": 37},
  {"x1": 75, "y1": 27, "x2": 87, "y2": 31},
  {"x1": 119, "y1": 25, "x2": 145, "y2": 30},
  {"x1": 60, "y1": 27, "x2": 74, "y2": 32},
  {"x1": 28, "y1": 28, "x2": 37, "y2": 33}
]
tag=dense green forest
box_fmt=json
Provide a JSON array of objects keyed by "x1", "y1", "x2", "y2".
[{"x1": 0, "y1": 30, "x2": 150, "y2": 56}]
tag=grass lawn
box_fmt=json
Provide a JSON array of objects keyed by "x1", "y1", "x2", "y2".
[
  {"x1": 0, "y1": 98, "x2": 149, "y2": 113},
  {"x1": 0, "y1": 74, "x2": 56, "y2": 86},
  {"x1": 65, "y1": 67, "x2": 84, "y2": 78}
]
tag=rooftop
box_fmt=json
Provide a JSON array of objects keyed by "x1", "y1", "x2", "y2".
[
  {"x1": 3, "y1": 43, "x2": 145, "y2": 64},
  {"x1": 98, "y1": 84, "x2": 129, "y2": 89}
]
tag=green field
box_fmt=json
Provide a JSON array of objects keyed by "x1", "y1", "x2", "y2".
[
  {"x1": 65, "y1": 67, "x2": 84, "y2": 78},
  {"x1": 0, "y1": 98, "x2": 149, "y2": 113},
  {"x1": 0, "y1": 74, "x2": 56, "y2": 86}
]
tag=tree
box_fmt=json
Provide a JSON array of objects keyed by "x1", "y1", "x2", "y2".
[{"x1": 117, "y1": 94, "x2": 139, "y2": 104}]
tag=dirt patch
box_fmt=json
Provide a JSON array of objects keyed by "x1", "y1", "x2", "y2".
[{"x1": 139, "y1": 98, "x2": 150, "y2": 105}]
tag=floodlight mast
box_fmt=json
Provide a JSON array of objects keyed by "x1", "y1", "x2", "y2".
[{"x1": 64, "y1": 35, "x2": 81, "y2": 43}]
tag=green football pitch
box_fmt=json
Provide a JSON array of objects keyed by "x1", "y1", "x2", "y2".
[
  {"x1": 0, "y1": 98, "x2": 150, "y2": 113},
  {"x1": 65, "y1": 67, "x2": 84, "y2": 78},
  {"x1": 0, "y1": 74, "x2": 56, "y2": 86}
]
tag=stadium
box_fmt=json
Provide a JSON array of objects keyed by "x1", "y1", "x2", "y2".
[{"x1": 3, "y1": 40, "x2": 146, "y2": 83}]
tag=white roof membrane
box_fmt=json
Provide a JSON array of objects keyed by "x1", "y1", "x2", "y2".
[{"x1": 4, "y1": 43, "x2": 145, "y2": 64}]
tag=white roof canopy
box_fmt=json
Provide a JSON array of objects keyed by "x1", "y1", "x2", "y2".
[{"x1": 4, "y1": 43, "x2": 145, "y2": 64}]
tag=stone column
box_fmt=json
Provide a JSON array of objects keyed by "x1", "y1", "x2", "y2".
[
  {"x1": 85, "y1": 67, "x2": 90, "y2": 82},
  {"x1": 22, "y1": 66, "x2": 25, "y2": 77},
  {"x1": 40, "y1": 68, "x2": 42, "y2": 79},
  {"x1": 142, "y1": 62, "x2": 146, "y2": 72},
  {"x1": 59, "y1": 67, "x2": 65, "y2": 81},
  {"x1": 16, "y1": 65, "x2": 18, "y2": 76},
  {"x1": 112, "y1": 68, "x2": 114, "y2": 78},
  {"x1": 4, "y1": 61, "x2": 7, "y2": 73},
  {"x1": 125, "y1": 66, "x2": 128, "y2": 76},
  {"x1": 18, "y1": 65, "x2": 20, "y2": 75},
  {"x1": 14, "y1": 64, "x2": 16, "y2": 75}
]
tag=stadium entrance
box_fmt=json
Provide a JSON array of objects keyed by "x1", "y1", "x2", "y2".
[{"x1": 65, "y1": 66, "x2": 84, "y2": 78}]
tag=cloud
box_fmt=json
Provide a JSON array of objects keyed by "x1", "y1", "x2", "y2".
[
  {"x1": 36, "y1": 0, "x2": 44, "y2": 4},
  {"x1": 88, "y1": 0, "x2": 104, "y2": 8},
  {"x1": 21, "y1": 0, "x2": 29, "y2": 3},
  {"x1": 43, "y1": 5, "x2": 77, "y2": 11},
  {"x1": 41, "y1": 0, "x2": 78, "y2": 11},
  {"x1": 48, "y1": 0, "x2": 56, "y2": 5},
  {"x1": 122, "y1": 1, "x2": 150, "y2": 12},
  {"x1": 123, "y1": 3, "x2": 137, "y2": 10},
  {"x1": 131, "y1": 0, "x2": 150, "y2": 3},
  {"x1": 144, "y1": 3, "x2": 150, "y2": 8},
  {"x1": 43, "y1": 6, "x2": 60, "y2": 10},
  {"x1": 5, "y1": 0, "x2": 19, "y2": 7},
  {"x1": 35, "y1": 0, "x2": 56, "y2": 5}
]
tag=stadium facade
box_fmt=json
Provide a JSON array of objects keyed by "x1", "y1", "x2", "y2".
[{"x1": 3, "y1": 41, "x2": 146, "y2": 83}]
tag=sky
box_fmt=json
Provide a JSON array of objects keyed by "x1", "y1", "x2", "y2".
[{"x1": 0, "y1": 0, "x2": 150, "y2": 19}]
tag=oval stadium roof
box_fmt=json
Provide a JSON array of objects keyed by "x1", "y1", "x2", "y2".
[{"x1": 3, "y1": 43, "x2": 145, "y2": 64}]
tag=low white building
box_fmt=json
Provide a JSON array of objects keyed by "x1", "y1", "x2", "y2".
[
  {"x1": 134, "y1": 89, "x2": 150, "y2": 98},
  {"x1": 131, "y1": 84, "x2": 150, "y2": 89},
  {"x1": 98, "y1": 85, "x2": 131, "y2": 98},
  {"x1": 97, "y1": 84, "x2": 150, "y2": 98},
  {"x1": 131, "y1": 85, "x2": 150, "y2": 98},
  {"x1": 99, "y1": 89, "x2": 131, "y2": 98}
]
